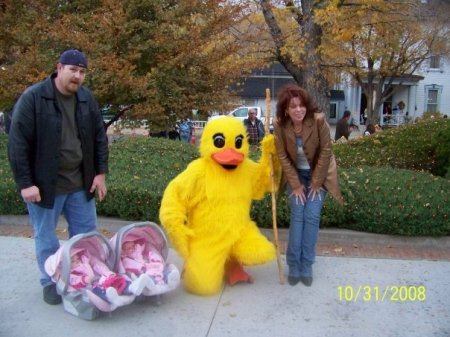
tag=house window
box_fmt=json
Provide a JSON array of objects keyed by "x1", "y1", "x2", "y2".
[
  {"x1": 427, "y1": 90, "x2": 438, "y2": 112},
  {"x1": 424, "y1": 85, "x2": 442, "y2": 113},
  {"x1": 429, "y1": 56, "x2": 440, "y2": 69},
  {"x1": 329, "y1": 103, "x2": 337, "y2": 119}
]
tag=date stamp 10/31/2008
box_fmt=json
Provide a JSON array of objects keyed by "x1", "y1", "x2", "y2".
[{"x1": 337, "y1": 285, "x2": 426, "y2": 302}]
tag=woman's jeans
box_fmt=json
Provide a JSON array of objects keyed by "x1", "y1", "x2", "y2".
[
  {"x1": 286, "y1": 169, "x2": 326, "y2": 278},
  {"x1": 27, "y1": 190, "x2": 97, "y2": 287}
]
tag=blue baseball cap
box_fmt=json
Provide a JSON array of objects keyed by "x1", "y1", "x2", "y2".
[{"x1": 59, "y1": 49, "x2": 88, "y2": 68}]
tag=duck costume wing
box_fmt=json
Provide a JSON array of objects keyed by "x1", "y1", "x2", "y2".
[{"x1": 160, "y1": 117, "x2": 278, "y2": 296}]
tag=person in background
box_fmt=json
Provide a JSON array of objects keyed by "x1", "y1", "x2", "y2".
[
  {"x1": 360, "y1": 108, "x2": 367, "y2": 125},
  {"x1": 364, "y1": 124, "x2": 376, "y2": 136},
  {"x1": 243, "y1": 108, "x2": 265, "y2": 145},
  {"x1": 179, "y1": 118, "x2": 193, "y2": 143},
  {"x1": 273, "y1": 84, "x2": 344, "y2": 287},
  {"x1": 8, "y1": 49, "x2": 108, "y2": 305},
  {"x1": 335, "y1": 110, "x2": 352, "y2": 141}
]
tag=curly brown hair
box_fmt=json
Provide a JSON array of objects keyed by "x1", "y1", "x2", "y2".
[{"x1": 275, "y1": 84, "x2": 319, "y2": 126}]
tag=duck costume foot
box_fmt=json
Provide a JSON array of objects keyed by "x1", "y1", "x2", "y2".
[{"x1": 226, "y1": 259, "x2": 254, "y2": 286}]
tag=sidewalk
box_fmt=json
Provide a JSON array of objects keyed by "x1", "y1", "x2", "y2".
[{"x1": 1, "y1": 217, "x2": 450, "y2": 337}]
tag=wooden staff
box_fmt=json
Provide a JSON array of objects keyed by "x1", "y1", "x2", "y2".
[{"x1": 265, "y1": 88, "x2": 284, "y2": 284}]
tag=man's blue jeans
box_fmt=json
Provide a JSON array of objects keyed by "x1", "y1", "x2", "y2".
[
  {"x1": 27, "y1": 190, "x2": 97, "y2": 287},
  {"x1": 286, "y1": 170, "x2": 326, "y2": 278}
]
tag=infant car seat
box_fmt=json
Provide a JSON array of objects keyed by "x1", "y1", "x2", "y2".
[
  {"x1": 45, "y1": 231, "x2": 135, "y2": 320},
  {"x1": 110, "y1": 222, "x2": 180, "y2": 297}
]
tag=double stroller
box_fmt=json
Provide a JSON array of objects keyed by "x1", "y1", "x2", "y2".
[{"x1": 45, "y1": 222, "x2": 180, "y2": 320}]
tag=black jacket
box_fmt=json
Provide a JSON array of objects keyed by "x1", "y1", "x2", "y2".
[{"x1": 8, "y1": 73, "x2": 108, "y2": 208}]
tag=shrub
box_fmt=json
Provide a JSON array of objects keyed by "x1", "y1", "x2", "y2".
[
  {"x1": 333, "y1": 119, "x2": 450, "y2": 176},
  {"x1": 250, "y1": 166, "x2": 449, "y2": 236},
  {"x1": 430, "y1": 119, "x2": 450, "y2": 178},
  {"x1": 422, "y1": 111, "x2": 442, "y2": 119},
  {"x1": 1, "y1": 124, "x2": 449, "y2": 236},
  {"x1": 96, "y1": 137, "x2": 199, "y2": 219},
  {"x1": 331, "y1": 166, "x2": 449, "y2": 236},
  {"x1": 0, "y1": 134, "x2": 27, "y2": 215}
]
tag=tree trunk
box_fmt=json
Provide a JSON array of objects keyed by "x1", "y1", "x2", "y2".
[
  {"x1": 260, "y1": 0, "x2": 330, "y2": 114},
  {"x1": 301, "y1": 0, "x2": 329, "y2": 114}
]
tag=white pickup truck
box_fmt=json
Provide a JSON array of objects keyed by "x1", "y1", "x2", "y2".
[{"x1": 209, "y1": 106, "x2": 273, "y2": 132}]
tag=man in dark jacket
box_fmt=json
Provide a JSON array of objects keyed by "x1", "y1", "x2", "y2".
[
  {"x1": 8, "y1": 49, "x2": 108, "y2": 305},
  {"x1": 334, "y1": 110, "x2": 352, "y2": 141}
]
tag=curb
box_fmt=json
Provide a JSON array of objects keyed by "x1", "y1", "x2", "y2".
[{"x1": 2, "y1": 215, "x2": 450, "y2": 250}]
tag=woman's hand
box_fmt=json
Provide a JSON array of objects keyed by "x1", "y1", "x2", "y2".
[
  {"x1": 307, "y1": 186, "x2": 326, "y2": 201},
  {"x1": 289, "y1": 185, "x2": 306, "y2": 205}
]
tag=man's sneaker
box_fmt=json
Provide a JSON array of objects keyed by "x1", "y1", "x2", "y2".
[{"x1": 43, "y1": 284, "x2": 62, "y2": 305}]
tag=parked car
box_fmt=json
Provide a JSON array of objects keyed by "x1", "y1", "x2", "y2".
[{"x1": 208, "y1": 106, "x2": 273, "y2": 132}]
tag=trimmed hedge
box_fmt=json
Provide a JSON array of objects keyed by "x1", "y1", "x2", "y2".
[
  {"x1": 333, "y1": 118, "x2": 449, "y2": 175},
  {"x1": 0, "y1": 134, "x2": 27, "y2": 215},
  {"x1": 430, "y1": 120, "x2": 450, "y2": 178},
  {"x1": 252, "y1": 166, "x2": 449, "y2": 236},
  {"x1": 96, "y1": 137, "x2": 199, "y2": 220},
  {"x1": 1, "y1": 118, "x2": 449, "y2": 236}
]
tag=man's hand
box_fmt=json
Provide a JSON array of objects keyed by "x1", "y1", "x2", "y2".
[
  {"x1": 90, "y1": 174, "x2": 107, "y2": 201},
  {"x1": 21, "y1": 186, "x2": 41, "y2": 203}
]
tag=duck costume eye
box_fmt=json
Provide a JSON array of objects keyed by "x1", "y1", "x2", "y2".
[
  {"x1": 235, "y1": 135, "x2": 244, "y2": 149},
  {"x1": 213, "y1": 133, "x2": 225, "y2": 148},
  {"x1": 200, "y1": 117, "x2": 249, "y2": 171}
]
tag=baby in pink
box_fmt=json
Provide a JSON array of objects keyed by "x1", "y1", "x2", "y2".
[
  {"x1": 70, "y1": 252, "x2": 116, "y2": 289},
  {"x1": 118, "y1": 236, "x2": 180, "y2": 296},
  {"x1": 69, "y1": 249, "x2": 132, "y2": 307},
  {"x1": 121, "y1": 240, "x2": 165, "y2": 284}
]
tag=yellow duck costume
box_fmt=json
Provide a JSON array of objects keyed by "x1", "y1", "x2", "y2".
[{"x1": 159, "y1": 117, "x2": 277, "y2": 296}]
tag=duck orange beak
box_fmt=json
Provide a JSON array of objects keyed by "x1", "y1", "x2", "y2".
[{"x1": 212, "y1": 148, "x2": 244, "y2": 166}]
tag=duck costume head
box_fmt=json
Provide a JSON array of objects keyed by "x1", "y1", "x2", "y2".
[
  {"x1": 160, "y1": 116, "x2": 278, "y2": 296},
  {"x1": 199, "y1": 116, "x2": 248, "y2": 171}
]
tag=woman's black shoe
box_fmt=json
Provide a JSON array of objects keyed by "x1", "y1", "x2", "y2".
[
  {"x1": 300, "y1": 276, "x2": 313, "y2": 287},
  {"x1": 288, "y1": 276, "x2": 301, "y2": 286}
]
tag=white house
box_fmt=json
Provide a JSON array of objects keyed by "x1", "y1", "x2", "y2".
[
  {"x1": 416, "y1": 55, "x2": 450, "y2": 117},
  {"x1": 231, "y1": 53, "x2": 449, "y2": 126},
  {"x1": 343, "y1": 55, "x2": 450, "y2": 126},
  {"x1": 231, "y1": 63, "x2": 347, "y2": 123}
]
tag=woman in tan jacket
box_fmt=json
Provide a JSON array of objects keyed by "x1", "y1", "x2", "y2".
[{"x1": 274, "y1": 84, "x2": 343, "y2": 287}]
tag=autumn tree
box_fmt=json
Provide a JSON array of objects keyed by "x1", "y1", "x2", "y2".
[
  {"x1": 235, "y1": 0, "x2": 450, "y2": 123},
  {"x1": 316, "y1": 0, "x2": 450, "y2": 123},
  {"x1": 0, "y1": 0, "x2": 261, "y2": 130},
  {"x1": 0, "y1": 1, "x2": 58, "y2": 109},
  {"x1": 257, "y1": 0, "x2": 331, "y2": 113}
]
